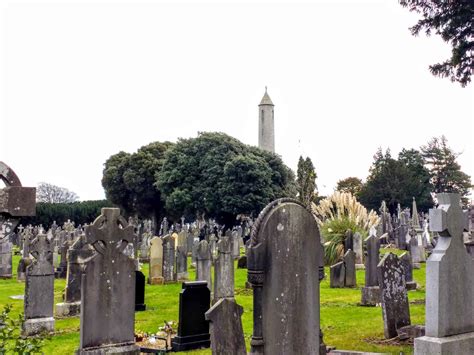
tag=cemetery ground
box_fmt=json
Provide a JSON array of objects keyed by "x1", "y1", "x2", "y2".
[{"x1": 0, "y1": 249, "x2": 425, "y2": 354}]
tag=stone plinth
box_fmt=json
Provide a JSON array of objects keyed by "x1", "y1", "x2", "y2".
[
  {"x1": 55, "y1": 301, "x2": 81, "y2": 317},
  {"x1": 23, "y1": 317, "x2": 55, "y2": 336},
  {"x1": 415, "y1": 332, "x2": 474, "y2": 355}
]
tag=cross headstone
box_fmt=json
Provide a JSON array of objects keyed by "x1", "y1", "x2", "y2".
[
  {"x1": 378, "y1": 252, "x2": 411, "y2": 339},
  {"x1": 247, "y1": 198, "x2": 321, "y2": 354},
  {"x1": 415, "y1": 193, "x2": 473, "y2": 354},
  {"x1": 77, "y1": 208, "x2": 139, "y2": 354},
  {"x1": 23, "y1": 234, "x2": 55, "y2": 335}
]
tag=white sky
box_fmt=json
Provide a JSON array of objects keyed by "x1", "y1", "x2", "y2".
[{"x1": 1, "y1": 0, "x2": 473, "y2": 201}]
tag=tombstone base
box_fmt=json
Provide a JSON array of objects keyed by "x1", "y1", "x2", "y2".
[
  {"x1": 55, "y1": 301, "x2": 81, "y2": 317},
  {"x1": 171, "y1": 333, "x2": 210, "y2": 352},
  {"x1": 177, "y1": 272, "x2": 188, "y2": 281},
  {"x1": 135, "y1": 303, "x2": 146, "y2": 312},
  {"x1": 360, "y1": 286, "x2": 381, "y2": 306},
  {"x1": 406, "y1": 281, "x2": 418, "y2": 291},
  {"x1": 0, "y1": 274, "x2": 12, "y2": 279},
  {"x1": 355, "y1": 264, "x2": 365, "y2": 270},
  {"x1": 22, "y1": 317, "x2": 55, "y2": 336},
  {"x1": 414, "y1": 331, "x2": 474, "y2": 355},
  {"x1": 148, "y1": 276, "x2": 164, "y2": 285},
  {"x1": 77, "y1": 343, "x2": 140, "y2": 354}
]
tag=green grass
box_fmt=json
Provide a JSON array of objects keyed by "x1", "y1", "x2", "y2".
[{"x1": 1, "y1": 250, "x2": 425, "y2": 354}]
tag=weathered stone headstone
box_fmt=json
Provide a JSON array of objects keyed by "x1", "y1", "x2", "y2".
[
  {"x1": 248, "y1": 198, "x2": 321, "y2": 354},
  {"x1": 231, "y1": 230, "x2": 240, "y2": 259},
  {"x1": 205, "y1": 298, "x2": 246, "y2": 355},
  {"x1": 148, "y1": 236, "x2": 163, "y2": 284},
  {"x1": 409, "y1": 232, "x2": 422, "y2": 268},
  {"x1": 196, "y1": 240, "x2": 212, "y2": 290},
  {"x1": 176, "y1": 245, "x2": 188, "y2": 281},
  {"x1": 23, "y1": 234, "x2": 54, "y2": 335},
  {"x1": 135, "y1": 270, "x2": 146, "y2": 311},
  {"x1": 214, "y1": 236, "x2": 234, "y2": 301},
  {"x1": 187, "y1": 231, "x2": 194, "y2": 256},
  {"x1": 361, "y1": 234, "x2": 381, "y2": 306},
  {"x1": 400, "y1": 252, "x2": 417, "y2": 291},
  {"x1": 330, "y1": 261, "x2": 345, "y2": 288},
  {"x1": 415, "y1": 193, "x2": 473, "y2": 355},
  {"x1": 344, "y1": 229, "x2": 353, "y2": 253},
  {"x1": 378, "y1": 252, "x2": 411, "y2": 339},
  {"x1": 344, "y1": 249, "x2": 357, "y2": 287},
  {"x1": 162, "y1": 234, "x2": 176, "y2": 283},
  {"x1": 17, "y1": 227, "x2": 33, "y2": 281},
  {"x1": 353, "y1": 232, "x2": 364, "y2": 269},
  {"x1": 172, "y1": 281, "x2": 211, "y2": 351},
  {"x1": 55, "y1": 234, "x2": 94, "y2": 317},
  {"x1": 77, "y1": 208, "x2": 139, "y2": 354},
  {"x1": 55, "y1": 237, "x2": 70, "y2": 278}
]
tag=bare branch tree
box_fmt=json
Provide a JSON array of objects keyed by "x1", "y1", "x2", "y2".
[{"x1": 36, "y1": 182, "x2": 79, "y2": 203}]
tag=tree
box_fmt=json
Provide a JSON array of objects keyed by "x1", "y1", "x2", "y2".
[
  {"x1": 358, "y1": 148, "x2": 434, "y2": 213},
  {"x1": 296, "y1": 156, "x2": 317, "y2": 207},
  {"x1": 336, "y1": 177, "x2": 363, "y2": 197},
  {"x1": 101, "y1": 141, "x2": 174, "y2": 229},
  {"x1": 421, "y1": 135, "x2": 472, "y2": 204},
  {"x1": 400, "y1": 1, "x2": 473, "y2": 87},
  {"x1": 36, "y1": 182, "x2": 79, "y2": 203},
  {"x1": 156, "y1": 132, "x2": 296, "y2": 227}
]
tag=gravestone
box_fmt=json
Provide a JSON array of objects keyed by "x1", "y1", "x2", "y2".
[
  {"x1": 17, "y1": 227, "x2": 33, "y2": 281},
  {"x1": 343, "y1": 249, "x2": 357, "y2": 287},
  {"x1": 148, "y1": 236, "x2": 164, "y2": 284},
  {"x1": 247, "y1": 198, "x2": 321, "y2": 354},
  {"x1": 344, "y1": 229, "x2": 353, "y2": 253},
  {"x1": 196, "y1": 240, "x2": 212, "y2": 290},
  {"x1": 176, "y1": 245, "x2": 188, "y2": 280},
  {"x1": 55, "y1": 237, "x2": 70, "y2": 278},
  {"x1": 409, "y1": 232, "x2": 422, "y2": 268},
  {"x1": 378, "y1": 253, "x2": 411, "y2": 339},
  {"x1": 187, "y1": 231, "x2": 194, "y2": 256},
  {"x1": 400, "y1": 252, "x2": 417, "y2": 291},
  {"x1": 56, "y1": 235, "x2": 94, "y2": 317},
  {"x1": 231, "y1": 230, "x2": 240, "y2": 259},
  {"x1": 361, "y1": 234, "x2": 381, "y2": 306},
  {"x1": 77, "y1": 208, "x2": 139, "y2": 354},
  {"x1": 23, "y1": 234, "x2": 55, "y2": 335},
  {"x1": 353, "y1": 232, "x2": 364, "y2": 269},
  {"x1": 135, "y1": 270, "x2": 146, "y2": 311},
  {"x1": 177, "y1": 230, "x2": 187, "y2": 253},
  {"x1": 205, "y1": 298, "x2": 246, "y2": 355},
  {"x1": 191, "y1": 238, "x2": 199, "y2": 267},
  {"x1": 237, "y1": 255, "x2": 247, "y2": 269},
  {"x1": 172, "y1": 281, "x2": 211, "y2": 351},
  {"x1": 162, "y1": 234, "x2": 176, "y2": 283},
  {"x1": 0, "y1": 162, "x2": 36, "y2": 279},
  {"x1": 214, "y1": 236, "x2": 234, "y2": 301},
  {"x1": 329, "y1": 261, "x2": 345, "y2": 288},
  {"x1": 415, "y1": 193, "x2": 474, "y2": 355}
]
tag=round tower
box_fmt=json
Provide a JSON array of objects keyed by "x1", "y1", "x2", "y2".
[{"x1": 258, "y1": 87, "x2": 275, "y2": 153}]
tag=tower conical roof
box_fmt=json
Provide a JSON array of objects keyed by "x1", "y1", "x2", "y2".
[{"x1": 259, "y1": 87, "x2": 274, "y2": 106}]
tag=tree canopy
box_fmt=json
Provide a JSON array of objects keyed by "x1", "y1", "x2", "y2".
[
  {"x1": 156, "y1": 132, "x2": 296, "y2": 226},
  {"x1": 296, "y1": 156, "x2": 317, "y2": 207},
  {"x1": 400, "y1": 0, "x2": 473, "y2": 86},
  {"x1": 36, "y1": 182, "x2": 79, "y2": 203},
  {"x1": 336, "y1": 177, "x2": 363, "y2": 197}
]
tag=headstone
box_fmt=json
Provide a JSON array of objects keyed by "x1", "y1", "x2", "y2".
[
  {"x1": 191, "y1": 238, "x2": 199, "y2": 267},
  {"x1": 361, "y1": 234, "x2": 381, "y2": 306},
  {"x1": 409, "y1": 232, "x2": 422, "y2": 268},
  {"x1": 196, "y1": 240, "x2": 212, "y2": 290},
  {"x1": 214, "y1": 236, "x2": 234, "y2": 301},
  {"x1": 162, "y1": 234, "x2": 176, "y2": 283},
  {"x1": 177, "y1": 231, "x2": 187, "y2": 252},
  {"x1": 400, "y1": 252, "x2": 417, "y2": 291},
  {"x1": 237, "y1": 255, "x2": 247, "y2": 269},
  {"x1": 329, "y1": 261, "x2": 345, "y2": 288},
  {"x1": 176, "y1": 246, "x2": 188, "y2": 281},
  {"x1": 205, "y1": 298, "x2": 246, "y2": 355},
  {"x1": 344, "y1": 229, "x2": 353, "y2": 253},
  {"x1": 353, "y1": 232, "x2": 364, "y2": 269},
  {"x1": 55, "y1": 235, "x2": 94, "y2": 317},
  {"x1": 23, "y1": 234, "x2": 55, "y2": 335},
  {"x1": 135, "y1": 270, "x2": 146, "y2": 311},
  {"x1": 415, "y1": 193, "x2": 474, "y2": 354},
  {"x1": 231, "y1": 230, "x2": 240, "y2": 259},
  {"x1": 17, "y1": 228, "x2": 32, "y2": 281},
  {"x1": 378, "y1": 253, "x2": 411, "y2": 339},
  {"x1": 172, "y1": 281, "x2": 211, "y2": 351},
  {"x1": 148, "y1": 236, "x2": 164, "y2": 284},
  {"x1": 77, "y1": 208, "x2": 139, "y2": 354},
  {"x1": 187, "y1": 231, "x2": 194, "y2": 256},
  {"x1": 55, "y1": 238, "x2": 70, "y2": 278},
  {"x1": 343, "y1": 249, "x2": 357, "y2": 287},
  {"x1": 247, "y1": 198, "x2": 321, "y2": 354}
]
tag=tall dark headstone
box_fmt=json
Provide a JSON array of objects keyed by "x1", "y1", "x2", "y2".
[
  {"x1": 77, "y1": 208, "x2": 139, "y2": 354},
  {"x1": 172, "y1": 281, "x2": 211, "y2": 351},
  {"x1": 400, "y1": 252, "x2": 417, "y2": 291},
  {"x1": 378, "y1": 252, "x2": 411, "y2": 338},
  {"x1": 248, "y1": 198, "x2": 321, "y2": 354},
  {"x1": 23, "y1": 234, "x2": 55, "y2": 335},
  {"x1": 343, "y1": 249, "x2": 357, "y2": 287},
  {"x1": 135, "y1": 270, "x2": 146, "y2": 311},
  {"x1": 361, "y1": 234, "x2": 381, "y2": 306},
  {"x1": 329, "y1": 261, "x2": 345, "y2": 288}
]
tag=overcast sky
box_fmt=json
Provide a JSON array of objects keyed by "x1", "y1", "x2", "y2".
[{"x1": 1, "y1": 0, "x2": 472, "y2": 202}]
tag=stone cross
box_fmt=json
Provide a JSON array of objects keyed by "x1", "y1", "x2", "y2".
[
  {"x1": 415, "y1": 193, "x2": 473, "y2": 354},
  {"x1": 78, "y1": 208, "x2": 139, "y2": 354},
  {"x1": 23, "y1": 234, "x2": 54, "y2": 335}
]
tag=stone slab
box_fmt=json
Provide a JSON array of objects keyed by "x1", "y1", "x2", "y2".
[
  {"x1": 22, "y1": 316, "x2": 55, "y2": 336},
  {"x1": 76, "y1": 343, "x2": 140, "y2": 354},
  {"x1": 415, "y1": 332, "x2": 474, "y2": 355},
  {"x1": 56, "y1": 301, "x2": 81, "y2": 317}
]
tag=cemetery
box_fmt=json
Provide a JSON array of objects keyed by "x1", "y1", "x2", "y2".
[{"x1": 1, "y1": 2, "x2": 473, "y2": 355}]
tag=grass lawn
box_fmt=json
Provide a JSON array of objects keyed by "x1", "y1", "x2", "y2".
[{"x1": 0, "y1": 248, "x2": 424, "y2": 354}]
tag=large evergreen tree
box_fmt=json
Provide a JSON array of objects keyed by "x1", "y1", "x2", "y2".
[
  {"x1": 296, "y1": 156, "x2": 317, "y2": 207},
  {"x1": 421, "y1": 135, "x2": 471, "y2": 204},
  {"x1": 335, "y1": 177, "x2": 363, "y2": 197}
]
